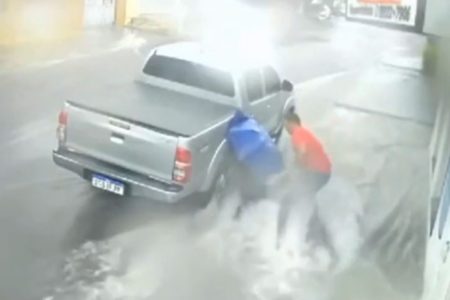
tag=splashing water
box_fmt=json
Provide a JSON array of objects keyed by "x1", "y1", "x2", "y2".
[{"x1": 45, "y1": 172, "x2": 363, "y2": 300}]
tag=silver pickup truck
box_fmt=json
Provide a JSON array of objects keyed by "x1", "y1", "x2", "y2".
[{"x1": 53, "y1": 42, "x2": 295, "y2": 204}]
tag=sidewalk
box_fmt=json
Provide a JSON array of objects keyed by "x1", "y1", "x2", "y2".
[{"x1": 294, "y1": 62, "x2": 434, "y2": 298}]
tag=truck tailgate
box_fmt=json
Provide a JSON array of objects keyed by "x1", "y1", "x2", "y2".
[
  {"x1": 68, "y1": 81, "x2": 235, "y2": 137},
  {"x1": 65, "y1": 103, "x2": 178, "y2": 181}
]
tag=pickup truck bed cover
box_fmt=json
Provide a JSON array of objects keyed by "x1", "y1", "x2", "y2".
[{"x1": 68, "y1": 81, "x2": 234, "y2": 137}]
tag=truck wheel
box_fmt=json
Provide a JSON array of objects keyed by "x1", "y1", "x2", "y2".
[
  {"x1": 209, "y1": 172, "x2": 228, "y2": 208},
  {"x1": 188, "y1": 171, "x2": 230, "y2": 233},
  {"x1": 189, "y1": 170, "x2": 229, "y2": 210}
]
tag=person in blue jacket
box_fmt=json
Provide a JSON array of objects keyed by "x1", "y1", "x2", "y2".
[{"x1": 226, "y1": 111, "x2": 283, "y2": 219}]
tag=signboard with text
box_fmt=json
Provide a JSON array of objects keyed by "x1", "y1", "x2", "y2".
[{"x1": 346, "y1": 0, "x2": 419, "y2": 28}]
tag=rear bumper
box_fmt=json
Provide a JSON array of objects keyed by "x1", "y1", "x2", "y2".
[{"x1": 52, "y1": 148, "x2": 187, "y2": 203}]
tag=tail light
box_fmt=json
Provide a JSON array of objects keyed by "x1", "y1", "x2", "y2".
[
  {"x1": 173, "y1": 147, "x2": 192, "y2": 183},
  {"x1": 57, "y1": 109, "x2": 68, "y2": 146},
  {"x1": 59, "y1": 110, "x2": 68, "y2": 126}
]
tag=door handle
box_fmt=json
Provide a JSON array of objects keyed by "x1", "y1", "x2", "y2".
[
  {"x1": 110, "y1": 132, "x2": 125, "y2": 145},
  {"x1": 109, "y1": 119, "x2": 131, "y2": 130}
]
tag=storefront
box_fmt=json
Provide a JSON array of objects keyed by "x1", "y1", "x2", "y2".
[{"x1": 346, "y1": 0, "x2": 425, "y2": 31}]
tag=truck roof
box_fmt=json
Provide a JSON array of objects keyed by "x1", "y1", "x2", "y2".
[{"x1": 154, "y1": 42, "x2": 270, "y2": 73}]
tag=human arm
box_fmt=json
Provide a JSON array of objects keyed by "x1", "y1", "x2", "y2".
[{"x1": 293, "y1": 141, "x2": 307, "y2": 166}]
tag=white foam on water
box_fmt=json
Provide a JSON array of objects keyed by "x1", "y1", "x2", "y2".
[
  {"x1": 316, "y1": 176, "x2": 364, "y2": 272},
  {"x1": 46, "y1": 174, "x2": 363, "y2": 300}
]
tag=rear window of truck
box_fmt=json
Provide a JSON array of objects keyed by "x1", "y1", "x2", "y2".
[{"x1": 143, "y1": 54, "x2": 235, "y2": 97}]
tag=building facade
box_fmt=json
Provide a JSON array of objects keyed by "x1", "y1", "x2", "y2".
[{"x1": 422, "y1": 5, "x2": 450, "y2": 300}]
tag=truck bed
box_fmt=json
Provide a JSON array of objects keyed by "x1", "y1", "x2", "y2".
[{"x1": 68, "y1": 81, "x2": 235, "y2": 137}]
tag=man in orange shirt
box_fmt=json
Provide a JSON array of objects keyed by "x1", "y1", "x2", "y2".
[
  {"x1": 285, "y1": 111, "x2": 332, "y2": 195},
  {"x1": 276, "y1": 110, "x2": 333, "y2": 249}
]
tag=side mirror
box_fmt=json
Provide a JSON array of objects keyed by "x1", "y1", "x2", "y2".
[{"x1": 281, "y1": 80, "x2": 294, "y2": 92}]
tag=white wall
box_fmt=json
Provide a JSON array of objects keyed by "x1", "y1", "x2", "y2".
[
  {"x1": 423, "y1": 37, "x2": 450, "y2": 300},
  {"x1": 423, "y1": 0, "x2": 450, "y2": 36},
  {"x1": 429, "y1": 97, "x2": 450, "y2": 199}
]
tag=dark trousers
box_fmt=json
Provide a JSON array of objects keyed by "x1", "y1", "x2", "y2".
[
  {"x1": 230, "y1": 163, "x2": 267, "y2": 219},
  {"x1": 295, "y1": 169, "x2": 331, "y2": 198},
  {"x1": 276, "y1": 169, "x2": 331, "y2": 247}
]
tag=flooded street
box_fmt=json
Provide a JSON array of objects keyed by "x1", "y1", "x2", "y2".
[
  {"x1": 45, "y1": 55, "x2": 430, "y2": 300},
  {"x1": 0, "y1": 19, "x2": 432, "y2": 300}
]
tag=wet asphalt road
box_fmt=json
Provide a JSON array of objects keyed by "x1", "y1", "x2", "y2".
[{"x1": 0, "y1": 20, "x2": 424, "y2": 300}]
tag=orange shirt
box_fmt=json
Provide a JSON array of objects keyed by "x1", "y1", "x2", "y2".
[{"x1": 291, "y1": 126, "x2": 331, "y2": 174}]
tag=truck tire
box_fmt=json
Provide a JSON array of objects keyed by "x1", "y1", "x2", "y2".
[
  {"x1": 188, "y1": 169, "x2": 232, "y2": 234},
  {"x1": 209, "y1": 171, "x2": 229, "y2": 209},
  {"x1": 188, "y1": 168, "x2": 230, "y2": 210}
]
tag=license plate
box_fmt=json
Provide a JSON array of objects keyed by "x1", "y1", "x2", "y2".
[{"x1": 91, "y1": 174, "x2": 125, "y2": 196}]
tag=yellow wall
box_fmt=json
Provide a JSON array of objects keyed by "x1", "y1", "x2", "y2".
[
  {"x1": 115, "y1": 0, "x2": 137, "y2": 26},
  {"x1": 116, "y1": 0, "x2": 127, "y2": 26},
  {"x1": 0, "y1": 0, "x2": 84, "y2": 46},
  {"x1": 0, "y1": 0, "x2": 16, "y2": 45}
]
